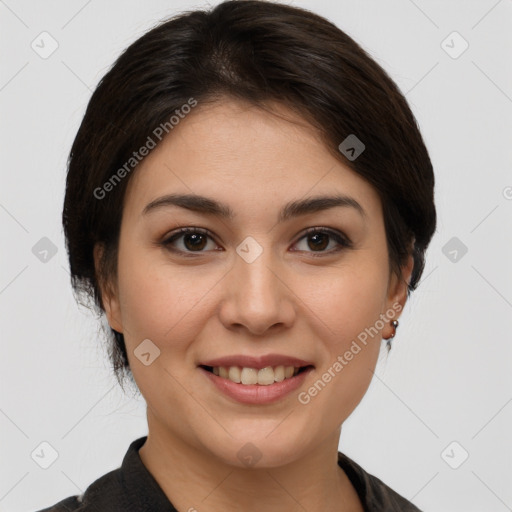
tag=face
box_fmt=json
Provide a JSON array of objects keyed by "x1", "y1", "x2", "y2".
[{"x1": 97, "y1": 98, "x2": 412, "y2": 468}]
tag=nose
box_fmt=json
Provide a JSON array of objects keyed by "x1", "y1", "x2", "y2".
[{"x1": 218, "y1": 243, "x2": 296, "y2": 336}]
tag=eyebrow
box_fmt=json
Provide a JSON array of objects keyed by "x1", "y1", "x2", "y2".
[{"x1": 142, "y1": 193, "x2": 367, "y2": 222}]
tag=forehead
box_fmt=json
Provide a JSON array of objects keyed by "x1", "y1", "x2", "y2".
[{"x1": 123, "y1": 98, "x2": 381, "y2": 221}]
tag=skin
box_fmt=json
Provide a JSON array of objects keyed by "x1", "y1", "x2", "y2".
[{"x1": 95, "y1": 97, "x2": 414, "y2": 512}]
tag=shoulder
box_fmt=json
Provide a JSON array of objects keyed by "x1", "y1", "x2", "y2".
[
  {"x1": 32, "y1": 437, "x2": 175, "y2": 512},
  {"x1": 32, "y1": 466, "x2": 125, "y2": 512},
  {"x1": 33, "y1": 495, "x2": 82, "y2": 512},
  {"x1": 338, "y1": 451, "x2": 422, "y2": 511}
]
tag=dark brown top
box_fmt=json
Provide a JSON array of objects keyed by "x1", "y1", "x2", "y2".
[{"x1": 34, "y1": 436, "x2": 422, "y2": 511}]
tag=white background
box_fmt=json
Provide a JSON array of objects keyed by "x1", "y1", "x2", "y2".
[{"x1": 1, "y1": 1, "x2": 511, "y2": 511}]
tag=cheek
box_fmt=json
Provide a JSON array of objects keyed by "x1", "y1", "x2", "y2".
[
  {"x1": 305, "y1": 258, "x2": 388, "y2": 341},
  {"x1": 298, "y1": 259, "x2": 388, "y2": 411},
  {"x1": 115, "y1": 250, "x2": 214, "y2": 408},
  {"x1": 116, "y1": 248, "x2": 218, "y2": 348}
]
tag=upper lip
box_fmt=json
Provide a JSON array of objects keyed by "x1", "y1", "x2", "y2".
[{"x1": 199, "y1": 354, "x2": 314, "y2": 370}]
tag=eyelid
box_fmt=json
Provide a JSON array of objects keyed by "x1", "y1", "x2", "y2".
[
  {"x1": 293, "y1": 226, "x2": 353, "y2": 255},
  {"x1": 161, "y1": 227, "x2": 220, "y2": 255},
  {"x1": 298, "y1": 226, "x2": 351, "y2": 244},
  {"x1": 161, "y1": 226, "x2": 352, "y2": 255}
]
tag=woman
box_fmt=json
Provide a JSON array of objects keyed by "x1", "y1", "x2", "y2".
[{"x1": 36, "y1": 0, "x2": 435, "y2": 510}]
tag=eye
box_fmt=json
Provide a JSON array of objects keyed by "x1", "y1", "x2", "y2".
[
  {"x1": 161, "y1": 226, "x2": 352, "y2": 256},
  {"x1": 161, "y1": 227, "x2": 219, "y2": 254},
  {"x1": 292, "y1": 227, "x2": 352, "y2": 256}
]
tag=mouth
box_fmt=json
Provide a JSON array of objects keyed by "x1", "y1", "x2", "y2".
[{"x1": 199, "y1": 364, "x2": 314, "y2": 386}]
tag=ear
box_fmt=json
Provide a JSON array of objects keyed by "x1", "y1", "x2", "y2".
[
  {"x1": 93, "y1": 243, "x2": 123, "y2": 333},
  {"x1": 382, "y1": 253, "x2": 414, "y2": 339}
]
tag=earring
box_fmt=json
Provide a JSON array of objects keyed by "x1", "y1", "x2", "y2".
[{"x1": 385, "y1": 320, "x2": 399, "y2": 351}]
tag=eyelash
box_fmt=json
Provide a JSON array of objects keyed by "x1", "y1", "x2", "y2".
[{"x1": 161, "y1": 226, "x2": 352, "y2": 257}]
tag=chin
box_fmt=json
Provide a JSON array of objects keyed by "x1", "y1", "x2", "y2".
[{"x1": 202, "y1": 425, "x2": 307, "y2": 469}]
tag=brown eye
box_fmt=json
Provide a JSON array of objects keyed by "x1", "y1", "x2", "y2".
[
  {"x1": 162, "y1": 227, "x2": 218, "y2": 253},
  {"x1": 293, "y1": 228, "x2": 351, "y2": 255},
  {"x1": 182, "y1": 232, "x2": 208, "y2": 251},
  {"x1": 161, "y1": 226, "x2": 351, "y2": 257},
  {"x1": 306, "y1": 232, "x2": 329, "y2": 251}
]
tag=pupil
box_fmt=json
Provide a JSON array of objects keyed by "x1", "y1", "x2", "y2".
[
  {"x1": 185, "y1": 233, "x2": 206, "y2": 251},
  {"x1": 183, "y1": 232, "x2": 329, "y2": 252},
  {"x1": 309, "y1": 233, "x2": 328, "y2": 251}
]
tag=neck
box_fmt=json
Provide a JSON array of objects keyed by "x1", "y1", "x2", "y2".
[{"x1": 138, "y1": 409, "x2": 363, "y2": 512}]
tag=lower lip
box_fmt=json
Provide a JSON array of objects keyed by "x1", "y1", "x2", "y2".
[{"x1": 199, "y1": 366, "x2": 314, "y2": 405}]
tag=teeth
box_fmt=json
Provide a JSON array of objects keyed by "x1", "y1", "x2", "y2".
[
  {"x1": 241, "y1": 367, "x2": 258, "y2": 385},
  {"x1": 211, "y1": 365, "x2": 303, "y2": 385},
  {"x1": 257, "y1": 367, "x2": 274, "y2": 385},
  {"x1": 274, "y1": 365, "x2": 285, "y2": 382},
  {"x1": 228, "y1": 366, "x2": 241, "y2": 383}
]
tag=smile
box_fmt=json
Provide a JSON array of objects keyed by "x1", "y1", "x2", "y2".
[
  {"x1": 200, "y1": 365, "x2": 313, "y2": 385},
  {"x1": 198, "y1": 364, "x2": 315, "y2": 405}
]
